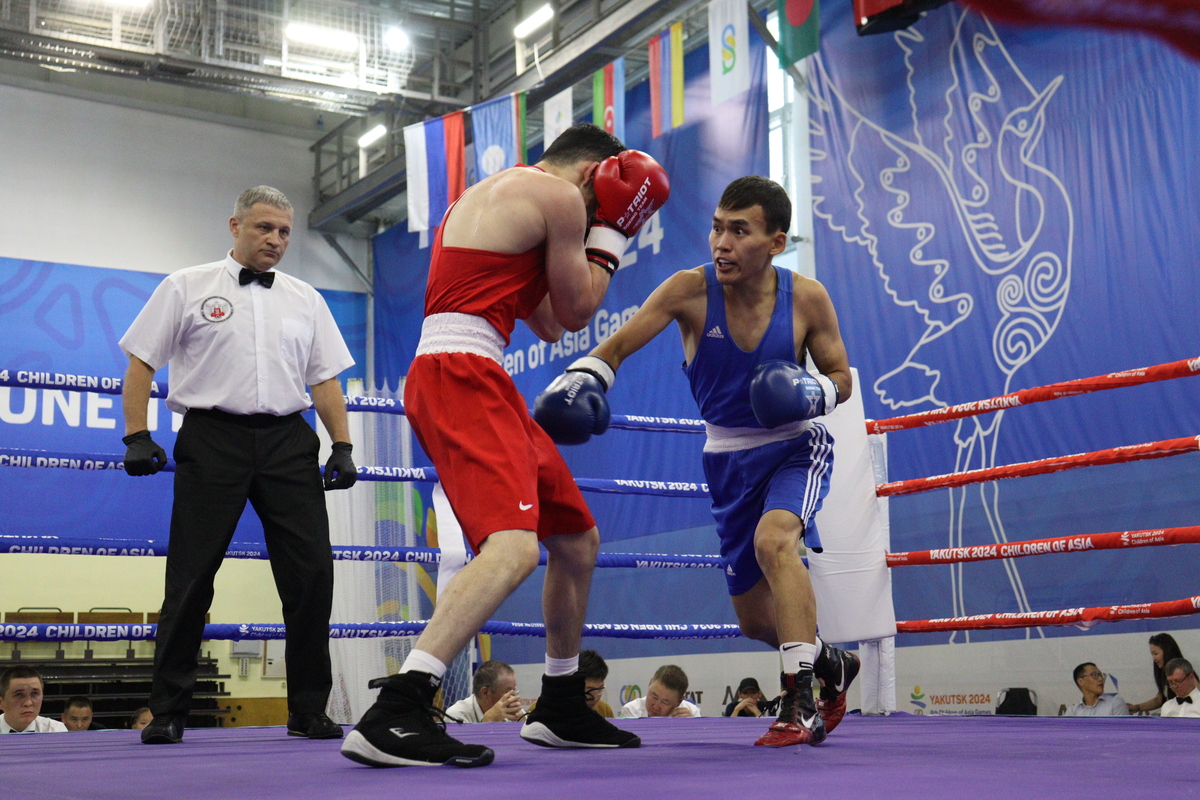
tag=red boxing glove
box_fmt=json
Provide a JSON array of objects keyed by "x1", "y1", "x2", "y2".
[{"x1": 585, "y1": 150, "x2": 671, "y2": 275}]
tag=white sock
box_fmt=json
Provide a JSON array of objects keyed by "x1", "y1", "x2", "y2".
[
  {"x1": 781, "y1": 638, "x2": 821, "y2": 674},
  {"x1": 400, "y1": 649, "x2": 448, "y2": 680},
  {"x1": 545, "y1": 654, "x2": 579, "y2": 677}
]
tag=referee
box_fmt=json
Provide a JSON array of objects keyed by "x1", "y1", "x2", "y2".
[{"x1": 119, "y1": 186, "x2": 357, "y2": 744}]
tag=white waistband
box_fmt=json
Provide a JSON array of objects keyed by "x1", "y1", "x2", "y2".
[
  {"x1": 415, "y1": 313, "x2": 505, "y2": 364},
  {"x1": 703, "y1": 419, "x2": 810, "y2": 453}
]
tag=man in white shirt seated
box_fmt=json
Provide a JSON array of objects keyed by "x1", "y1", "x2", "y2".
[
  {"x1": 1065, "y1": 662, "x2": 1130, "y2": 717},
  {"x1": 619, "y1": 665, "x2": 702, "y2": 718},
  {"x1": 1161, "y1": 658, "x2": 1200, "y2": 718},
  {"x1": 1, "y1": 667, "x2": 68, "y2": 734},
  {"x1": 444, "y1": 661, "x2": 525, "y2": 723}
]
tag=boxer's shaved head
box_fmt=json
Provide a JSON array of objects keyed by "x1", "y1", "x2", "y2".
[{"x1": 718, "y1": 176, "x2": 791, "y2": 234}]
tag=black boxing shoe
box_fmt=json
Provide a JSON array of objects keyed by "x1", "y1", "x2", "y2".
[
  {"x1": 287, "y1": 712, "x2": 344, "y2": 739},
  {"x1": 520, "y1": 672, "x2": 640, "y2": 748},
  {"x1": 754, "y1": 671, "x2": 826, "y2": 748},
  {"x1": 140, "y1": 713, "x2": 186, "y2": 745},
  {"x1": 340, "y1": 672, "x2": 494, "y2": 768},
  {"x1": 814, "y1": 642, "x2": 861, "y2": 734}
]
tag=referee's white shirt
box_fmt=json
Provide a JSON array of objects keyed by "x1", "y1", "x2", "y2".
[{"x1": 120, "y1": 254, "x2": 354, "y2": 416}]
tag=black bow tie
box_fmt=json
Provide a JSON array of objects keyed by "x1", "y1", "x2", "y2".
[
  {"x1": 239, "y1": 268, "x2": 275, "y2": 288},
  {"x1": 1175, "y1": 695, "x2": 1193, "y2": 705}
]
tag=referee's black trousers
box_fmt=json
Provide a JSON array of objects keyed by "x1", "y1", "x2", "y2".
[{"x1": 149, "y1": 409, "x2": 334, "y2": 719}]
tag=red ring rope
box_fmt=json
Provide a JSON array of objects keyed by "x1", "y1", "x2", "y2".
[
  {"x1": 886, "y1": 525, "x2": 1200, "y2": 567},
  {"x1": 897, "y1": 594, "x2": 1200, "y2": 633},
  {"x1": 875, "y1": 435, "x2": 1200, "y2": 497},
  {"x1": 866, "y1": 356, "x2": 1200, "y2": 435}
]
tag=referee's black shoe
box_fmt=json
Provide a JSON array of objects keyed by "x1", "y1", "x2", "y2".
[
  {"x1": 287, "y1": 712, "x2": 344, "y2": 739},
  {"x1": 140, "y1": 713, "x2": 186, "y2": 745},
  {"x1": 340, "y1": 672, "x2": 494, "y2": 768},
  {"x1": 520, "y1": 672, "x2": 640, "y2": 748}
]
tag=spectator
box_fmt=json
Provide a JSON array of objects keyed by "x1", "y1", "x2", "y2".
[
  {"x1": 619, "y1": 665, "x2": 702, "y2": 718},
  {"x1": 61, "y1": 696, "x2": 105, "y2": 731},
  {"x1": 1160, "y1": 658, "x2": 1200, "y2": 719},
  {"x1": 0, "y1": 667, "x2": 67, "y2": 734},
  {"x1": 444, "y1": 661, "x2": 524, "y2": 722},
  {"x1": 1064, "y1": 664, "x2": 1130, "y2": 717},
  {"x1": 1129, "y1": 633, "x2": 1185, "y2": 714},
  {"x1": 129, "y1": 707, "x2": 154, "y2": 731},
  {"x1": 527, "y1": 649, "x2": 615, "y2": 718},
  {"x1": 579, "y1": 650, "x2": 615, "y2": 718},
  {"x1": 725, "y1": 677, "x2": 778, "y2": 718}
]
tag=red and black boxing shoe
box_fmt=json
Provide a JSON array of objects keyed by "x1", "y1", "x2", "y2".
[
  {"x1": 815, "y1": 643, "x2": 861, "y2": 734},
  {"x1": 754, "y1": 671, "x2": 827, "y2": 748}
]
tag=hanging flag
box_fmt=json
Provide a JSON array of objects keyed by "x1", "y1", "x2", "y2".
[
  {"x1": 648, "y1": 22, "x2": 685, "y2": 138},
  {"x1": 543, "y1": 86, "x2": 574, "y2": 151},
  {"x1": 470, "y1": 92, "x2": 527, "y2": 184},
  {"x1": 777, "y1": 0, "x2": 820, "y2": 67},
  {"x1": 591, "y1": 57, "x2": 625, "y2": 142},
  {"x1": 404, "y1": 111, "x2": 467, "y2": 233},
  {"x1": 709, "y1": 0, "x2": 751, "y2": 107}
]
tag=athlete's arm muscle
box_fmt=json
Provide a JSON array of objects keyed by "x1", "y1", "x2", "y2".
[
  {"x1": 591, "y1": 269, "x2": 706, "y2": 371},
  {"x1": 795, "y1": 276, "x2": 853, "y2": 401},
  {"x1": 523, "y1": 293, "x2": 564, "y2": 343},
  {"x1": 540, "y1": 182, "x2": 612, "y2": 332}
]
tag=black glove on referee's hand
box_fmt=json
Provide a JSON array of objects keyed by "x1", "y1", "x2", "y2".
[
  {"x1": 122, "y1": 430, "x2": 167, "y2": 476},
  {"x1": 324, "y1": 442, "x2": 357, "y2": 491}
]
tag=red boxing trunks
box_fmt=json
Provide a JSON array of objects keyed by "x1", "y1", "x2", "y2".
[{"x1": 405, "y1": 348, "x2": 595, "y2": 553}]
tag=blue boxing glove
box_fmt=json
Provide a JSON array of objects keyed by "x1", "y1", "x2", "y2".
[
  {"x1": 750, "y1": 361, "x2": 839, "y2": 429},
  {"x1": 533, "y1": 356, "x2": 616, "y2": 445}
]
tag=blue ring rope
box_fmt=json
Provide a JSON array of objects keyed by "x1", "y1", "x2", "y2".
[
  {"x1": 0, "y1": 447, "x2": 711, "y2": 499},
  {"x1": 0, "y1": 534, "x2": 725, "y2": 569},
  {"x1": 0, "y1": 370, "x2": 704, "y2": 434},
  {"x1": 0, "y1": 621, "x2": 744, "y2": 642}
]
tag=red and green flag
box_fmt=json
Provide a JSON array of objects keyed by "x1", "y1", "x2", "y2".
[{"x1": 777, "y1": 0, "x2": 820, "y2": 67}]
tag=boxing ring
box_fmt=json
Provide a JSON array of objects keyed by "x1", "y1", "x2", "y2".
[{"x1": 3, "y1": 355, "x2": 1200, "y2": 799}]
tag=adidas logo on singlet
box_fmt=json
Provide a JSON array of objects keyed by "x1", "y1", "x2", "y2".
[{"x1": 706, "y1": 325, "x2": 725, "y2": 339}]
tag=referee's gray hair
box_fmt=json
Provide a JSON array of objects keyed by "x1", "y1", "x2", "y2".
[
  {"x1": 234, "y1": 186, "x2": 293, "y2": 219},
  {"x1": 1165, "y1": 657, "x2": 1195, "y2": 678}
]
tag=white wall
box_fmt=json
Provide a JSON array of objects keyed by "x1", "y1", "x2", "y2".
[
  {"x1": 509, "y1": 627, "x2": 1198, "y2": 718},
  {"x1": 0, "y1": 82, "x2": 366, "y2": 292}
]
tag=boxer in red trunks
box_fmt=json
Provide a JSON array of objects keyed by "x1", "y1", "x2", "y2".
[{"x1": 341, "y1": 124, "x2": 670, "y2": 769}]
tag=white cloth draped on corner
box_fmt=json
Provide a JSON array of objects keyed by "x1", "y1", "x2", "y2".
[{"x1": 323, "y1": 379, "x2": 389, "y2": 724}]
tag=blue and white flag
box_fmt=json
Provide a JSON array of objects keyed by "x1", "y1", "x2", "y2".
[
  {"x1": 470, "y1": 93, "x2": 526, "y2": 182},
  {"x1": 708, "y1": 0, "x2": 751, "y2": 107}
]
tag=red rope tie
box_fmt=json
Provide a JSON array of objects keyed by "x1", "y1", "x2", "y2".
[
  {"x1": 886, "y1": 525, "x2": 1200, "y2": 567},
  {"x1": 897, "y1": 594, "x2": 1200, "y2": 633},
  {"x1": 875, "y1": 435, "x2": 1200, "y2": 497},
  {"x1": 866, "y1": 355, "x2": 1200, "y2": 435}
]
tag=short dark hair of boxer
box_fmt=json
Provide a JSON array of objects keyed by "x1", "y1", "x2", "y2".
[
  {"x1": 471, "y1": 660, "x2": 514, "y2": 697},
  {"x1": 651, "y1": 664, "x2": 689, "y2": 697},
  {"x1": 541, "y1": 123, "x2": 626, "y2": 167},
  {"x1": 719, "y1": 175, "x2": 792, "y2": 235},
  {"x1": 578, "y1": 650, "x2": 609, "y2": 682},
  {"x1": 0, "y1": 665, "x2": 42, "y2": 696}
]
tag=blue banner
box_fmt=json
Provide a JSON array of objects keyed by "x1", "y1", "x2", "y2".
[
  {"x1": 0, "y1": 257, "x2": 366, "y2": 548},
  {"x1": 810, "y1": 5, "x2": 1200, "y2": 643}
]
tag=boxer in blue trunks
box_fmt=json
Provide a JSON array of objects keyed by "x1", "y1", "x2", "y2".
[{"x1": 535, "y1": 176, "x2": 858, "y2": 748}]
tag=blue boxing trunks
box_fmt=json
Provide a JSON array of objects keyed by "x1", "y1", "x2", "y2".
[{"x1": 702, "y1": 422, "x2": 834, "y2": 596}]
